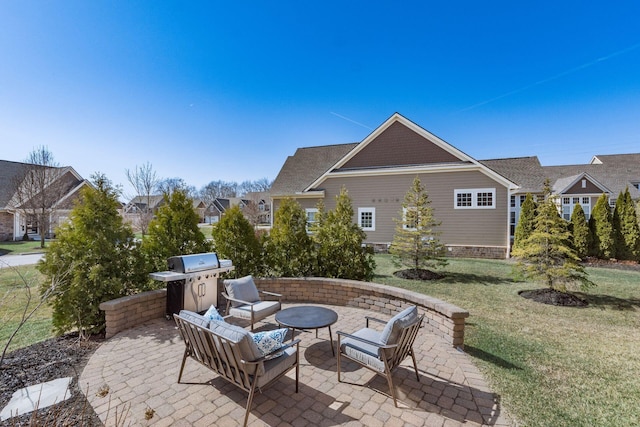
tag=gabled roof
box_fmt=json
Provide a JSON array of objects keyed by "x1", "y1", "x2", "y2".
[
  {"x1": 552, "y1": 173, "x2": 610, "y2": 195},
  {"x1": 1, "y1": 160, "x2": 85, "y2": 210},
  {"x1": 272, "y1": 113, "x2": 515, "y2": 196}
]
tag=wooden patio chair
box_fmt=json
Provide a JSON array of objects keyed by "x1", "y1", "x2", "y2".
[
  {"x1": 337, "y1": 305, "x2": 424, "y2": 407},
  {"x1": 174, "y1": 312, "x2": 300, "y2": 427},
  {"x1": 223, "y1": 275, "x2": 281, "y2": 331}
]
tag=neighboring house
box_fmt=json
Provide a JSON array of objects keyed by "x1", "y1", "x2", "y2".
[
  {"x1": 481, "y1": 153, "x2": 640, "y2": 240},
  {"x1": 205, "y1": 197, "x2": 248, "y2": 224},
  {"x1": 123, "y1": 195, "x2": 208, "y2": 227},
  {"x1": 0, "y1": 159, "x2": 90, "y2": 241},
  {"x1": 270, "y1": 113, "x2": 516, "y2": 258},
  {"x1": 244, "y1": 191, "x2": 272, "y2": 226}
]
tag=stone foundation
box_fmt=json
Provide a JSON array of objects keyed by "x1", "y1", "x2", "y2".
[
  {"x1": 446, "y1": 245, "x2": 507, "y2": 259},
  {"x1": 100, "y1": 278, "x2": 469, "y2": 348}
]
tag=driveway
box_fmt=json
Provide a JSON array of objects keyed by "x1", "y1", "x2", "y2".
[{"x1": 0, "y1": 253, "x2": 44, "y2": 268}]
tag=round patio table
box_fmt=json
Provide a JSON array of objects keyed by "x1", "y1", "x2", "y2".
[{"x1": 275, "y1": 306, "x2": 338, "y2": 355}]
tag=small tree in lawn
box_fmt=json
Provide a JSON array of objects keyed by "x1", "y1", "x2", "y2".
[
  {"x1": 389, "y1": 176, "x2": 447, "y2": 273},
  {"x1": 38, "y1": 173, "x2": 150, "y2": 338},
  {"x1": 312, "y1": 187, "x2": 375, "y2": 281},
  {"x1": 590, "y1": 193, "x2": 615, "y2": 259},
  {"x1": 264, "y1": 198, "x2": 315, "y2": 277},
  {"x1": 512, "y1": 193, "x2": 536, "y2": 252},
  {"x1": 211, "y1": 205, "x2": 262, "y2": 278},
  {"x1": 569, "y1": 203, "x2": 590, "y2": 260},
  {"x1": 511, "y1": 198, "x2": 593, "y2": 292}
]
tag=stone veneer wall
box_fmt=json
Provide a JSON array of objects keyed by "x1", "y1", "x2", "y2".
[
  {"x1": 446, "y1": 245, "x2": 507, "y2": 259},
  {"x1": 0, "y1": 212, "x2": 14, "y2": 241},
  {"x1": 100, "y1": 278, "x2": 469, "y2": 348},
  {"x1": 100, "y1": 289, "x2": 166, "y2": 339}
]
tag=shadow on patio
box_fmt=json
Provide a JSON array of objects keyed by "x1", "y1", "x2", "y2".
[{"x1": 80, "y1": 304, "x2": 510, "y2": 426}]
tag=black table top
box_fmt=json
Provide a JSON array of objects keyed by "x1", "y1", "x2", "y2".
[{"x1": 275, "y1": 306, "x2": 338, "y2": 329}]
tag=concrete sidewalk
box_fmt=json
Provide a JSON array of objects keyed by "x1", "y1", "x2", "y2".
[
  {"x1": 80, "y1": 304, "x2": 511, "y2": 426},
  {"x1": 0, "y1": 253, "x2": 44, "y2": 268}
]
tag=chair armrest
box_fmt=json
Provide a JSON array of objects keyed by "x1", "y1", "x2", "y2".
[
  {"x1": 222, "y1": 292, "x2": 258, "y2": 307},
  {"x1": 259, "y1": 290, "x2": 282, "y2": 299},
  {"x1": 364, "y1": 316, "x2": 386, "y2": 328},
  {"x1": 336, "y1": 331, "x2": 397, "y2": 350}
]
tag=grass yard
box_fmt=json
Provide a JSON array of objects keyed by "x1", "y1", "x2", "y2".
[
  {"x1": 374, "y1": 254, "x2": 640, "y2": 427},
  {"x1": 0, "y1": 265, "x2": 52, "y2": 355},
  {"x1": 0, "y1": 241, "x2": 46, "y2": 256},
  {"x1": 1, "y1": 255, "x2": 638, "y2": 426}
]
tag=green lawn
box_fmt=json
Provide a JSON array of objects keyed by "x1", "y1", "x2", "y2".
[
  {"x1": 0, "y1": 240, "x2": 47, "y2": 255},
  {"x1": 1, "y1": 256, "x2": 639, "y2": 426},
  {"x1": 0, "y1": 265, "x2": 52, "y2": 354},
  {"x1": 374, "y1": 255, "x2": 640, "y2": 427}
]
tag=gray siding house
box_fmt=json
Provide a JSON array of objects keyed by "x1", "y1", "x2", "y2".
[
  {"x1": 270, "y1": 113, "x2": 640, "y2": 259},
  {"x1": 270, "y1": 113, "x2": 516, "y2": 258}
]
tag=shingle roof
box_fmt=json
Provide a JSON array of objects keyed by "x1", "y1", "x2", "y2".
[
  {"x1": 270, "y1": 143, "x2": 358, "y2": 195},
  {"x1": 0, "y1": 160, "x2": 28, "y2": 208},
  {"x1": 479, "y1": 157, "x2": 545, "y2": 193},
  {"x1": 481, "y1": 153, "x2": 640, "y2": 199}
]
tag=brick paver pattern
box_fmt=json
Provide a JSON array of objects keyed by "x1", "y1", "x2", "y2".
[{"x1": 80, "y1": 304, "x2": 511, "y2": 426}]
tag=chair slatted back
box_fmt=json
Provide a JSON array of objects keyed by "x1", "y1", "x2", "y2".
[
  {"x1": 174, "y1": 315, "x2": 256, "y2": 393},
  {"x1": 387, "y1": 314, "x2": 424, "y2": 370}
]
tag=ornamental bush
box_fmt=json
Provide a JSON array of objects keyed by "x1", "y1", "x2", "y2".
[
  {"x1": 38, "y1": 174, "x2": 150, "y2": 338},
  {"x1": 211, "y1": 205, "x2": 262, "y2": 277}
]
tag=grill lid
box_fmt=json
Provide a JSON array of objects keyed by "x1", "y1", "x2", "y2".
[{"x1": 167, "y1": 252, "x2": 220, "y2": 273}]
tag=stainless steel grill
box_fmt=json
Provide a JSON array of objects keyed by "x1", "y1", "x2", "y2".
[{"x1": 150, "y1": 252, "x2": 233, "y2": 317}]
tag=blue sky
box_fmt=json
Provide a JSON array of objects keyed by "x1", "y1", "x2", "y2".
[{"x1": 1, "y1": 1, "x2": 639, "y2": 193}]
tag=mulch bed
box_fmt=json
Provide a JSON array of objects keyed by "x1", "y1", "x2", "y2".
[
  {"x1": 393, "y1": 268, "x2": 444, "y2": 281},
  {"x1": 519, "y1": 288, "x2": 588, "y2": 307},
  {"x1": 0, "y1": 334, "x2": 103, "y2": 426}
]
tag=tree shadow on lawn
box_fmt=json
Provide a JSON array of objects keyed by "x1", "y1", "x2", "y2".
[
  {"x1": 572, "y1": 292, "x2": 640, "y2": 311},
  {"x1": 439, "y1": 272, "x2": 515, "y2": 286}
]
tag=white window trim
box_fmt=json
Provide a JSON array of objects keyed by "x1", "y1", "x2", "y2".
[
  {"x1": 454, "y1": 188, "x2": 496, "y2": 209},
  {"x1": 305, "y1": 208, "x2": 318, "y2": 233},
  {"x1": 358, "y1": 207, "x2": 375, "y2": 231},
  {"x1": 402, "y1": 207, "x2": 417, "y2": 231}
]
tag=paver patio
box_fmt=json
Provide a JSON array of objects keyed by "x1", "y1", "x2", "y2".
[{"x1": 80, "y1": 304, "x2": 511, "y2": 426}]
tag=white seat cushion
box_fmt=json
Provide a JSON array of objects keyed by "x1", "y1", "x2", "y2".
[{"x1": 228, "y1": 300, "x2": 281, "y2": 320}]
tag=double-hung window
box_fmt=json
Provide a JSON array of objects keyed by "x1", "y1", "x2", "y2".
[
  {"x1": 454, "y1": 188, "x2": 496, "y2": 209},
  {"x1": 305, "y1": 208, "x2": 318, "y2": 233},
  {"x1": 358, "y1": 207, "x2": 375, "y2": 231}
]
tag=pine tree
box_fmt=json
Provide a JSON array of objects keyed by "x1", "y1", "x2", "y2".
[
  {"x1": 511, "y1": 198, "x2": 593, "y2": 292},
  {"x1": 569, "y1": 203, "x2": 590, "y2": 260},
  {"x1": 389, "y1": 176, "x2": 447, "y2": 272},
  {"x1": 617, "y1": 188, "x2": 640, "y2": 260},
  {"x1": 142, "y1": 189, "x2": 211, "y2": 272},
  {"x1": 38, "y1": 174, "x2": 150, "y2": 338},
  {"x1": 264, "y1": 198, "x2": 315, "y2": 277},
  {"x1": 512, "y1": 193, "x2": 536, "y2": 252},
  {"x1": 590, "y1": 193, "x2": 615, "y2": 259},
  {"x1": 312, "y1": 187, "x2": 375, "y2": 281},
  {"x1": 211, "y1": 205, "x2": 262, "y2": 277}
]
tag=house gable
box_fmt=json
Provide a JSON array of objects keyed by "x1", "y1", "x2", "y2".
[
  {"x1": 338, "y1": 120, "x2": 463, "y2": 170},
  {"x1": 556, "y1": 173, "x2": 609, "y2": 195}
]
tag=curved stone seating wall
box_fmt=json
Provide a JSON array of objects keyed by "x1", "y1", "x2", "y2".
[
  {"x1": 255, "y1": 277, "x2": 468, "y2": 348},
  {"x1": 100, "y1": 278, "x2": 469, "y2": 348}
]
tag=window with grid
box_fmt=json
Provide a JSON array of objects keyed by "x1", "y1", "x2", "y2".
[
  {"x1": 305, "y1": 208, "x2": 318, "y2": 233},
  {"x1": 454, "y1": 188, "x2": 496, "y2": 209},
  {"x1": 456, "y1": 192, "x2": 472, "y2": 207},
  {"x1": 358, "y1": 208, "x2": 375, "y2": 231}
]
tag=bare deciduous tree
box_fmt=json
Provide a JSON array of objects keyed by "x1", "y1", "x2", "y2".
[
  {"x1": 125, "y1": 162, "x2": 159, "y2": 236},
  {"x1": 11, "y1": 147, "x2": 67, "y2": 248}
]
